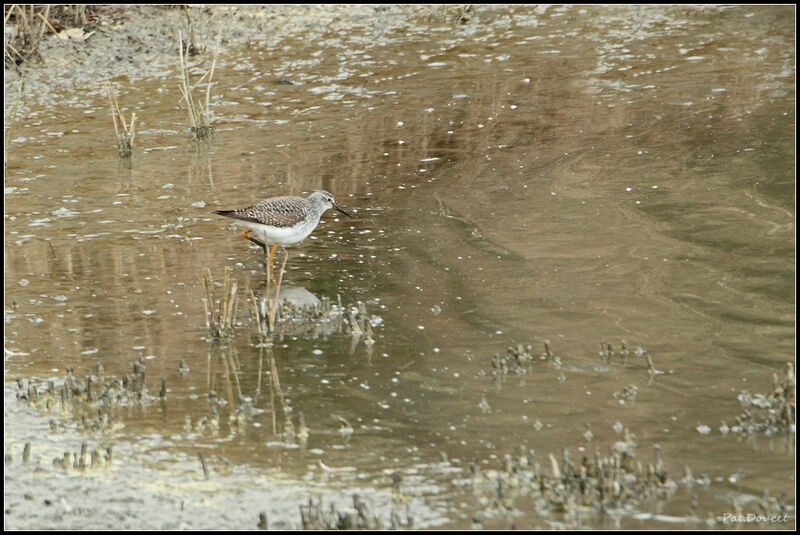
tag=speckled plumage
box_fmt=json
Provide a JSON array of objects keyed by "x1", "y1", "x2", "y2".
[
  {"x1": 213, "y1": 190, "x2": 352, "y2": 247},
  {"x1": 214, "y1": 195, "x2": 312, "y2": 229}
]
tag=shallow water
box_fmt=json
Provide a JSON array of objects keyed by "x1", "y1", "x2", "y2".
[{"x1": 4, "y1": 5, "x2": 795, "y2": 529}]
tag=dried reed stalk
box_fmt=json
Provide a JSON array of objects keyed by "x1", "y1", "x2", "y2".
[
  {"x1": 202, "y1": 267, "x2": 238, "y2": 339},
  {"x1": 177, "y1": 30, "x2": 217, "y2": 141},
  {"x1": 103, "y1": 83, "x2": 136, "y2": 158}
]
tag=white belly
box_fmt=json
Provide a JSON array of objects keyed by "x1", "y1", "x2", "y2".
[{"x1": 234, "y1": 215, "x2": 321, "y2": 246}]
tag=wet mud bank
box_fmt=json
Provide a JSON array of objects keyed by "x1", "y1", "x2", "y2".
[{"x1": 5, "y1": 5, "x2": 427, "y2": 102}]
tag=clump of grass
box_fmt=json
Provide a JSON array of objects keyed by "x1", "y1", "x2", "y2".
[
  {"x1": 250, "y1": 285, "x2": 381, "y2": 342},
  {"x1": 14, "y1": 357, "x2": 157, "y2": 434},
  {"x1": 723, "y1": 362, "x2": 795, "y2": 436},
  {"x1": 4, "y1": 5, "x2": 93, "y2": 69},
  {"x1": 177, "y1": 30, "x2": 218, "y2": 141},
  {"x1": 300, "y1": 495, "x2": 389, "y2": 530},
  {"x1": 490, "y1": 341, "x2": 559, "y2": 382},
  {"x1": 4, "y1": 5, "x2": 51, "y2": 68},
  {"x1": 202, "y1": 267, "x2": 238, "y2": 339},
  {"x1": 103, "y1": 83, "x2": 136, "y2": 158},
  {"x1": 467, "y1": 427, "x2": 679, "y2": 524},
  {"x1": 442, "y1": 5, "x2": 474, "y2": 24}
]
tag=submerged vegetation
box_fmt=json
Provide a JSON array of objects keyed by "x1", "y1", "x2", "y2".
[
  {"x1": 465, "y1": 428, "x2": 681, "y2": 524},
  {"x1": 14, "y1": 359, "x2": 152, "y2": 435},
  {"x1": 724, "y1": 362, "x2": 795, "y2": 436},
  {"x1": 14, "y1": 355, "x2": 793, "y2": 529},
  {"x1": 203, "y1": 264, "x2": 380, "y2": 342},
  {"x1": 299, "y1": 494, "x2": 413, "y2": 530},
  {"x1": 463, "y1": 426, "x2": 793, "y2": 529}
]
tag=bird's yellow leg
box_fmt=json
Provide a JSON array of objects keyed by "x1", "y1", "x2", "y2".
[
  {"x1": 268, "y1": 244, "x2": 279, "y2": 288},
  {"x1": 241, "y1": 230, "x2": 266, "y2": 250}
]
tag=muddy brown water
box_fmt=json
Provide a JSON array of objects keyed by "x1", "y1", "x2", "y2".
[{"x1": 4, "y1": 5, "x2": 795, "y2": 529}]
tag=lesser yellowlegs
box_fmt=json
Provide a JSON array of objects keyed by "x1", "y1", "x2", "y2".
[{"x1": 213, "y1": 190, "x2": 352, "y2": 278}]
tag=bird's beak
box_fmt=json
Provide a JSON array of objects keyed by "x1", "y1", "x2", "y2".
[{"x1": 334, "y1": 203, "x2": 352, "y2": 218}]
